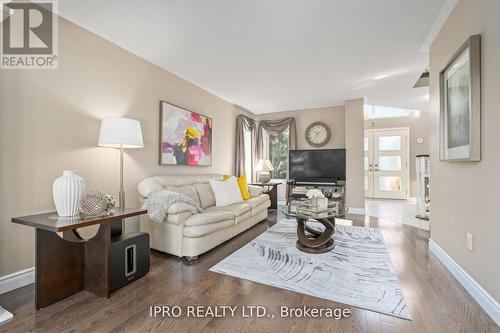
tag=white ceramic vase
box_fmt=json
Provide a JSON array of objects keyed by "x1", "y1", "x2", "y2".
[{"x1": 53, "y1": 171, "x2": 86, "y2": 217}]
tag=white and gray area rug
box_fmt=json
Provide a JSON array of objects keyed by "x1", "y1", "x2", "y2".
[{"x1": 210, "y1": 219, "x2": 412, "y2": 320}]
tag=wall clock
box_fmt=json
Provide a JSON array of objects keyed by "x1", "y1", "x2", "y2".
[{"x1": 305, "y1": 122, "x2": 331, "y2": 147}]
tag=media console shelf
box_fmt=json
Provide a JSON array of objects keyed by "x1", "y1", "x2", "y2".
[{"x1": 286, "y1": 179, "x2": 346, "y2": 217}]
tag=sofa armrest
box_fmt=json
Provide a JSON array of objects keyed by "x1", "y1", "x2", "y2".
[
  {"x1": 163, "y1": 203, "x2": 198, "y2": 225},
  {"x1": 248, "y1": 185, "x2": 264, "y2": 198},
  {"x1": 141, "y1": 202, "x2": 196, "y2": 225},
  {"x1": 165, "y1": 211, "x2": 193, "y2": 225}
]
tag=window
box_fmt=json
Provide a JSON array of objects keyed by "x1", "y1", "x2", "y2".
[
  {"x1": 364, "y1": 104, "x2": 411, "y2": 120},
  {"x1": 378, "y1": 135, "x2": 401, "y2": 151},
  {"x1": 268, "y1": 128, "x2": 289, "y2": 180}
]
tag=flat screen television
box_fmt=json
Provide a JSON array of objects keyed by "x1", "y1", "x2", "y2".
[{"x1": 289, "y1": 149, "x2": 346, "y2": 181}]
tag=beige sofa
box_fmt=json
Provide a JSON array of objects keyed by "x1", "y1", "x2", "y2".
[{"x1": 137, "y1": 174, "x2": 270, "y2": 259}]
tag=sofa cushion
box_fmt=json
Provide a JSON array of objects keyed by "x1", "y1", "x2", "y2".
[
  {"x1": 205, "y1": 203, "x2": 252, "y2": 223},
  {"x1": 138, "y1": 174, "x2": 223, "y2": 198},
  {"x1": 193, "y1": 182, "x2": 216, "y2": 209},
  {"x1": 185, "y1": 211, "x2": 235, "y2": 227},
  {"x1": 209, "y1": 177, "x2": 244, "y2": 207},
  {"x1": 165, "y1": 185, "x2": 201, "y2": 207},
  {"x1": 166, "y1": 211, "x2": 193, "y2": 225},
  {"x1": 206, "y1": 202, "x2": 251, "y2": 216},
  {"x1": 184, "y1": 220, "x2": 235, "y2": 238},
  {"x1": 234, "y1": 211, "x2": 252, "y2": 223},
  {"x1": 223, "y1": 175, "x2": 251, "y2": 200}
]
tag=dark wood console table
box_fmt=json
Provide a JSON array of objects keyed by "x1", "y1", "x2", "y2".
[{"x1": 12, "y1": 209, "x2": 147, "y2": 310}]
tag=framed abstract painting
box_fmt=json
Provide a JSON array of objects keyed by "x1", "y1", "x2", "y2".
[
  {"x1": 439, "y1": 34, "x2": 481, "y2": 161},
  {"x1": 159, "y1": 101, "x2": 212, "y2": 166}
]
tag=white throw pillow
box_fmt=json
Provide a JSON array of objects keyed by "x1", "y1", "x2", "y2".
[{"x1": 209, "y1": 177, "x2": 244, "y2": 207}]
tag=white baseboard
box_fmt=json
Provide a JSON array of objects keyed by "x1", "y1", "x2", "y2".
[
  {"x1": 429, "y1": 239, "x2": 500, "y2": 325},
  {"x1": 0, "y1": 306, "x2": 14, "y2": 325},
  {"x1": 348, "y1": 207, "x2": 366, "y2": 215},
  {"x1": 0, "y1": 306, "x2": 14, "y2": 324},
  {"x1": 0, "y1": 267, "x2": 35, "y2": 295}
]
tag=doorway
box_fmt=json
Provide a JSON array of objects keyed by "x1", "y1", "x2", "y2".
[{"x1": 364, "y1": 128, "x2": 409, "y2": 199}]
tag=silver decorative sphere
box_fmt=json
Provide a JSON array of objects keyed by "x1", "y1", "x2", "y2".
[{"x1": 79, "y1": 190, "x2": 115, "y2": 216}]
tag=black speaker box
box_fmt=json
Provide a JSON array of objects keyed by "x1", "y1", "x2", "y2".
[{"x1": 111, "y1": 232, "x2": 150, "y2": 292}]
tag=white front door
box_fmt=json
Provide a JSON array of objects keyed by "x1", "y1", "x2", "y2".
[
  {"x1": 364, "y1": 128, "x2": 409, "y2": 199},
  {"x1": 364, "y1": 132, "x2": 374, "y2": 197}
]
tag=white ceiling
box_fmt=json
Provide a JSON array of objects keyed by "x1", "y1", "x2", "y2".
[{"x1": 58, "y1": 0, "x2": 452, "y2": 114}]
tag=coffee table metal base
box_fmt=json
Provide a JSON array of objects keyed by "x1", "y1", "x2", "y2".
[{"x1": 295, "y1": 217, "x2": 336, "y2": 254}]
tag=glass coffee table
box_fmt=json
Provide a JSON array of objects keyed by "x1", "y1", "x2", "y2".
[{"x1": 283, "y1": 205, "x2": 341, "y2": 254}]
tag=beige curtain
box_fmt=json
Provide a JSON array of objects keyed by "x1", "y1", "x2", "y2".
[
  {"x1": 256, "y1": 117, "x2": 297, "y2": 161},
  {"x1": 234, "y1": 114, "x2": 257, "y2": 178}
]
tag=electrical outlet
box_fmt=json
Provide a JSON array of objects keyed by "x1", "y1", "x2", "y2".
[{"x1": 466, "y1": 232, "x2": 473, "y2": 250}]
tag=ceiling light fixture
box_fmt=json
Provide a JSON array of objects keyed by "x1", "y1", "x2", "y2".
[{"x1": 373, "y1": 74, "x2": 390, "y2": 80}]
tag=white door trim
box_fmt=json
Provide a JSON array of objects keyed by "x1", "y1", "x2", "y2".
[
  {"x1": 364, "y1": 131, "x2": 374, "y2": 198},
  {"x1": 364, "y1": 127, "x2": 410, "y2": 199}
]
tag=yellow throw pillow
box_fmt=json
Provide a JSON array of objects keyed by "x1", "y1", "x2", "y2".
[{"x1": 223, "y1": 175, "x2": 251, "y2": 200}]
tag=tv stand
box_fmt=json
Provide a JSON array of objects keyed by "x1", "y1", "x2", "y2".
[
  {"x1": 294, "y1": 180, "x2": 338, "y2": 186},
  {"x1": 287, "y1": 179, "x2": 346, "y2": 216}
]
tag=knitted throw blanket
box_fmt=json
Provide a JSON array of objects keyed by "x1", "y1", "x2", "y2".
[{"x1": 145, "y1": 189, "x2": 203, "y2": 223}]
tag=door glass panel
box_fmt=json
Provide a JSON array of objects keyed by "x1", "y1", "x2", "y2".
[
  {"x1": 365, "y1": 176, "x2": 369, "y2": 191},
  {"x1": 364, "y1": 156, "x2": 369, "y2": 171},
  {"x1": 364, "y1": 137, "x2": 369, "y2": 152},
  {"x1": 378, "y1": 176, "x2": 401, "y2": 191},
  {"x1": 378, "y1": 156, "x2": 401, "y2": 171},
  {"x1": 378, "y1": 136, "x2": 401, "y2": 151}
]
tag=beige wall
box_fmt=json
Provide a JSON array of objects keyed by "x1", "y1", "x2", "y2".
[
  {"x1": 258, "y1": 106, "x2": 345, "y2": 149},
  {"x1": 345, "y1": 99, "x2": 365, "y2": 210},
  {"x1": 258, "y1": 106, "x2": 345, "y2": 202},
  {"x1": 364, "y1": 111, "x2": 430, "y2": 197},
  {"x1": 259, "y1": 102, "x2": 364, "y2": 210},
  {"x1": 0, "y1": 17, "x2": 248, "y2": 276},
  {"x1": 429, "y1": 0, "x2": 500, "y2": 301}
]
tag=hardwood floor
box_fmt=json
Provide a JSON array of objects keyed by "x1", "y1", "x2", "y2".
[{"x1": 0, "y1": 211, "x2": 498, "y2": 333}]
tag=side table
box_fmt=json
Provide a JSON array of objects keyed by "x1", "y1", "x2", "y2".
[{"x1": 11, "y1": 208, "x2": 147, "y2": 310}]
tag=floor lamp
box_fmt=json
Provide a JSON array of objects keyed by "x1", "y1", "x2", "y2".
[{"x1": 98, "y1": 118, "x2": 144, "y2": 212}]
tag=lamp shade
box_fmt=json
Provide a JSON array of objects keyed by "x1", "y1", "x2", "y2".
[
  {"x1": 256, "y1": 159, "x2": 274, "y2": 172},
  {"x1": 98, "y1": 118, "x2": 144, "y2": 148}
]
